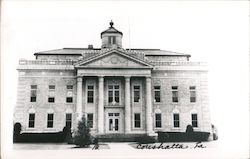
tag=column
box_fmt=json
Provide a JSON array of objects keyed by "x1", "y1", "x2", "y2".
[
  {"x1": 98, "y1": 76, "x2": 104, "y2": 134},
  {"x1": 76, "y1": 77, "x2": 83, "y2": 121},
  {"x1": 125, "y1": 76, "x2": 131, "y2": 133},
  {"x1": 146, "y1": 76, "x2": 153, "y2": 134}
]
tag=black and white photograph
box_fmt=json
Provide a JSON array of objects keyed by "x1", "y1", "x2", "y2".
[{"x1": 1, "y1": 1, "x2": 249, "y2": 159}]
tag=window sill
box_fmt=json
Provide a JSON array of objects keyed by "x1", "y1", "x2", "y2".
[
  {"x1": 105, "y1": 105, "x2": 124, "y2": 108},
  {"x1": 153, "y1": 102, "x2": 164, "y2": 105},
  {"x1": 65, "y1": 103, "x2": 74, "y2": 104},
  {"x1": 133, "y1": 127, "x2": 143, "y2": 130},
  {"x1": 154, "y1": 127, "x2": 163, "y2": 130}
]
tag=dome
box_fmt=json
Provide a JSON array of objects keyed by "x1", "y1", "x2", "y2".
[{"x1": 101, "y1": 21, "x2": 123, "y2": 49}]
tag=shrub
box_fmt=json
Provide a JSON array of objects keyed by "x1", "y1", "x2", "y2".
[
  {"x1": 186, "y1": 125, "x2": 194, "y2": 133},
  {"x1": 157, "y1": 131, "x2": 210, "y2": 142},
  {"x1": 93, "y1": 138, "x2": 99, "y2": 145},
  {"x1": 13, "y1": 123, "x2": 22, "y2": 142},
  {"x1": 63, "y1": 126, "x2": 73, "y2": 144},
  {"x1": 135, "y1": 135, "x2": 156, "y2": 144},
  {"x1": 73, "y1": 115, "x2": 91, "y2": 147}
]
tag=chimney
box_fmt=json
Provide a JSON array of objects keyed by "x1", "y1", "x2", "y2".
[{"x1": 88, "y1": 44, "x2": 93, "y2": 49}]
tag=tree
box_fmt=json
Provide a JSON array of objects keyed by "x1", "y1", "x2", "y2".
[{"x1": 73, "y1": 115, "x2": 91, "y2": 147}]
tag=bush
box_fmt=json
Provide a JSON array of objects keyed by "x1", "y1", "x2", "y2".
[
  {"x1": 93, "y1": 138, "x2": 99, "y2": 145},
  {"x1": 157, "y1": 131, "x2": 210, "y2": 142},
  {"x1": 135, "y1": 135, "x2": 157, "y2": 144},
  {"x1": 186, "y1": 125, "x2": 194, "y2": 133},
  {"x1": 73, "y1": 115, "x2": 91, "y2": 147},
  {"x1": 13, "y1": 126, "x2": 72, "y2": 143},
  {"x1": 13, "y1": 123, "x2": 22, "y2": 142},
  {"x1": 63, "y1": 126, "x2": 73, "y2": 144}
]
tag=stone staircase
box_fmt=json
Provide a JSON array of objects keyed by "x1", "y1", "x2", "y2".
[{"x1": 95, "y1": 133, "x2": 146, "y2": 142}]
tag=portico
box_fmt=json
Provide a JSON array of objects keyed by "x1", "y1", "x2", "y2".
[{"x1": 75, "y1": 52, "x2": 154, "y2": 134}]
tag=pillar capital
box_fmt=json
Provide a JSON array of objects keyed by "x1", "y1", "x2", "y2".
[
  {"x1": 125, "y1": 76, "x2": 131, "y2": 82},
  {"x1": 77, "y1": 76, "x2": 83, "y2": 82},
  {"x1": 98, "y1": 76, "x2": 104, "y2": 82},
  {"x1": 146, "y1": 76, "x2": 151, "y2": 79}
]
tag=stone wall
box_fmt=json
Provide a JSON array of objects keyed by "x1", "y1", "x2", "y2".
[
  {"x1": 15, "y1": 68, "x2": 211, "y2": 134},
  {"x1": 14, "y1": 70, "x2": 77, "y2": 132}
]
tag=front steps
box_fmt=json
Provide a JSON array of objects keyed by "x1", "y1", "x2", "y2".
[{"x1": 95, "y1": 133, "x2": 147, "y2": 142}]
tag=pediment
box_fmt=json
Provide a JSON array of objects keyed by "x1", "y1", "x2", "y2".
[{"x1": 76, "y1": 50, "x2": 152, "y2": 68}]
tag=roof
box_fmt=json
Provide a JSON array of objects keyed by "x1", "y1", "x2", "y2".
[
  {"x1": 34, "y1": 48, "x2": 190, "y2": 57},
  {"x1": 100, "y1": 21, "x2": 123, "y2": 37}
]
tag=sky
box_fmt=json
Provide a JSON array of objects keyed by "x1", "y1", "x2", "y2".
[{"x1": 1, "y1": 1, "x2": 249, "y2": 158}]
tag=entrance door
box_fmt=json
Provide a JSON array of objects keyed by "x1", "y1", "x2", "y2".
[{"x1": 108, "y1": 113, "x2": 120, "y2": 132}]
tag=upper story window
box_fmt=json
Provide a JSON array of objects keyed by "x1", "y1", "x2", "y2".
[
  {"x1": 108, "y1": 85, "x2": 120, "y2": 104},
  {"x1": 48, "y1": 85, "x2": 55, "y2": 103},
  {"x1": 133, "y1": 85, "x2": 140, "y2": 102},
  {"x1": 172, "y1": 86, "x2": 178, "y2": 103},
  {"x1": 66, "y1": 85, "x2": 73, "y2": 103},
  {"x1": 30, "y1": 85, "x2": 37, "y2": 102},
  {"x1": 87, "y1": 85, "x2": 94, "y2": 103},
  {"x1": 190, "y1": 86, "x2": 196, "y2": 103},
  {"x1": 108, "y1": 36, "x2": 116, "y2": 45},
  {"x1": 154, "y1": 86, "x2": 161, "y2": 103}
]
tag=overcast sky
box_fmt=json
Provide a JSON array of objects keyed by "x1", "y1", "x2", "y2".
[{"x1": 1, "y1": 1, "x2": 249, "y2": 158}]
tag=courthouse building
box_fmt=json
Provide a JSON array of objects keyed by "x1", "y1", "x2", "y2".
[{"x1": 14, "y1": 21, "x2": 212, "y2": 137}]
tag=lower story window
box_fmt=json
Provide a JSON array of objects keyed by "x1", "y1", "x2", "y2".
[
  {"x1": 173, "y1": 113, "x2": 180, "y2": 128},
  {"x1": 48, "y1": 97, "x2": 55, "y2": 103},
  {"x1": 191, "y1": 114, "x2": 198, "y2": 127},
  {"x1": 66, "y1": 97, "x2": 73, "y2": 103},
  {"x1": 28, "y1": 113, "x2": 35, "y2": 128},
  {"x1": 87, "y1": 113, "x2": 93, "y2": 128},
  {"x1": 47, "y1": 114, "x2": 54, "y2": 128},
  {"x1": 66, "y1": 113, "x2": 72, "y2": 128},
  {"x1": 134, "y1": 113, "x2": 141, "y2": 128},
  {"x1": 155, "y1": 113, "x2": 162, "y2": 128}
]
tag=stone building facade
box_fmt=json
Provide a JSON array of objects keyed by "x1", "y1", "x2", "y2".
[{"x1": 14, "y1": 21, "x2": 212, "y2": 137}]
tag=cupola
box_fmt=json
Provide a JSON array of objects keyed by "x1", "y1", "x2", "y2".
[{"x1": 101, "y1": 21, "x2": 123, "y2": 49}]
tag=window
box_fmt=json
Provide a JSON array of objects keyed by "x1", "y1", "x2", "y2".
[
  {"x1": 66, "y1": 85, "x2": 73, "y2": 103},
  {"x1": 87, "y1": 113, "x2": 93, "y2": 128},
  {"x1": 87, "y1": 85, "x2": 94, "y2": 103},
  {"x1": 65, "y1": 113, "x2": 72, "y2": 128},
  {"x1": 48, "y1": 85, "x2": 55, "y2": 103},
  {"x1": 192, "y1": 114, "x2": 198, "y2": 127},
  {"x1": 108, "y1": 85, "x2": 120, "y2": 104},
  {"x1": 133, "y1": 86, "x2": 140, "y2": 102},
  {"x1": 155, "y1": 113, "x2": 162, "y2": 128},
  {"x1": 190, "y1": 86, "x2": 196, "y2": 102},
  {"x1": 172, "y1": 86, "x2": 178, "y2": 103},
  {"x1": 134, "y1": 113, "x2": 141, "y2": 128},
  {"x1": 28, "y1": 113, "x2": 35, "y2": 128},
  {"x1": 154, "y1": 86, "x2": 161, "y2": 102},
  {"x1": 47, "y1": 114, "x2": 54, "y2": 128},
  {"x1": 30, "y1": 85, "x2": 37, "y2": 102},
  {"x1": 108, "y1": 36, "x2": 116, "y2": 45},
  {"x1": 173, "y1": 113, "x2": 180, "y2": 128}
]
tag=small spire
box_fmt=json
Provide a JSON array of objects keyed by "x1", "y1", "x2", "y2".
[{"x1": 110, "y1": 20, "x2": 114, "y2": 27}]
